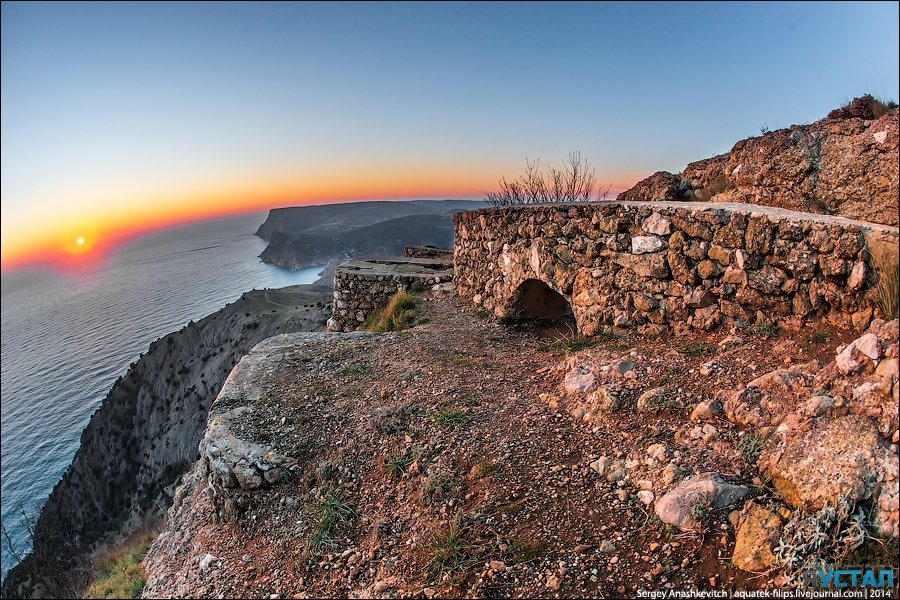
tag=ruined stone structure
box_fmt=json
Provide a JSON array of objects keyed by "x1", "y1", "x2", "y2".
[
  {"x1": 454, "y1": 201, "x2": 898, "y2": 335},
  {"x1": 327, "y1": 253, "x2": 453, "y2": 332}
]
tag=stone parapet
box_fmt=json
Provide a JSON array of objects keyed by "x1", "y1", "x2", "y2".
[
  {"x1": 327, "y1": 256, "x2": 454, "y2": 332},
  {"x1": 454, "y1": 201, "x2": 898, "y2": 335}
]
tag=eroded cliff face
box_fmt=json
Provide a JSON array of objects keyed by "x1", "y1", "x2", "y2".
[
  {"x1": 2, "y1": 286, "x2": 331, "y2": 599},
  {"x1": 619, "y1": 100, "x2": 899, "y2": 227}
]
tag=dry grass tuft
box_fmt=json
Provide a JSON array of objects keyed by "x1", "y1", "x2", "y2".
[{"x1": 361, "y1": 290, "x2": 419, "y2": 332}]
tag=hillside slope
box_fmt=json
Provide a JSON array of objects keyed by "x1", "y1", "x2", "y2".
[
  {"x1": 2, "y1": 286, "x2": 332, "y2": 599},
  {"x1": 619, "y1": 96, "x2": 898, "y2": 227},
  {"x1": 141, "y1": 292, "x2": 898, "y2": 598}
]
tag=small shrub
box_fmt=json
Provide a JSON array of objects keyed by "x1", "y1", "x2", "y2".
[
  {"x1": 748, "y1": 320, "x2": 778, "y2": 338},
  {"x1": 475, "y1": 309, "x2": 491, "y2": 319},
  {"x1": 471, "y1": 460, "x2": 496, "y2": 478},
  {"x1": 689, "y1": 503, "x2": 711, "y2": 530},
  {"x1": 427, "y1": 526, "x2": 473, "y2": 580},
  {"x1": 510, "y1": 537, "x2": 542, "y2": 563},
  {"x1": 83, "y1": 536, "x2": 152, "y2": 599},
  {"x1": 485, "y1": 151, "x2": 611, "y2": 206},
  {"x1": 421, "y1": 471, "x2": 455, "y2": 506},
  {"x1": 809, "y1": 329, "x2": 831, "y2": 344},
  {"x1": 435, "y1": 408, "x2": 466, "y2": 429},
  {"x1": 396, "y1": 370, "x2": 419, "y2": 384},
  {"x1": 737, "y1": 433, "x2": 764, "y2": 464},
  {"x1": 361, "y1": 291, "x2": 419, "y2": 332},
  {"x1": 827, "y1": 94, "x2": 898, "y2": 120},
  {"x1": 680, "y1": 342, "x2": 716, "y2": 356}
]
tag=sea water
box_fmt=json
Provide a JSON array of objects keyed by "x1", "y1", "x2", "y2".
[{"x1": 0, "y1": 212, "x2": 321, "y2": 580}]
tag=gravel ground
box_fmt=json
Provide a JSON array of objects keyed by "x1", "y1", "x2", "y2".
[{"x1": 142, "y1": 290, "x2": 861, "y2": 599}]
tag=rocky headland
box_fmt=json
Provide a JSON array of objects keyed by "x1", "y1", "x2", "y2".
[{"x1": 256, "y1": 200, "x2": 485, "y2": 273}]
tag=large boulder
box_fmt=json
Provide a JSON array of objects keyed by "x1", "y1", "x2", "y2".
[
  {"x1": 655, "y1": 473, "x2": 750, "y2": 531},
  {"x1": 759, "y1": 415, "x2": 889, "y2": 512}
]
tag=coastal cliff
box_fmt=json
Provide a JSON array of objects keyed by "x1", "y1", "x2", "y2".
[
  {"x1": 1, "y1": 286, "x2": 332, "y2": 599},
  {"x1": 256, "y1": 200, "x2": 485, "y2": 270}
]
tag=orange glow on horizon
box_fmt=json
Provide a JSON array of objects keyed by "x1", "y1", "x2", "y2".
[{"x1": 1, "y1": 171, "x2": 643, "y2": 273}]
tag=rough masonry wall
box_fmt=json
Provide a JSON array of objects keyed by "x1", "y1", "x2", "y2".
[
  {"x1": 454, "y1": 201, "x2": 899, "y2": 336},
  {"x1": 327, "y1": 257, "x2": 453, "y2": 332}
]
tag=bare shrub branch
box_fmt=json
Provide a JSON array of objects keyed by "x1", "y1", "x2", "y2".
[{"x1": 485, "y1": 152, "x2": 610, "y2": 206}]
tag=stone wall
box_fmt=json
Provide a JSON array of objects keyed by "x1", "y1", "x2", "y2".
[
  {"x1": 454, "y1": 201, "x2": 899, "y2": 336},
  {"x1": 327, "y1": 257, "x2": 453, "y2": 332}
]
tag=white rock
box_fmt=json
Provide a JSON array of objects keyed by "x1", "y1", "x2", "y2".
[
  {"x1": 836, "y1": 342, "x2": 865, "y2": 375},
  {"x1": 198, "y1": 553, "x2": 218, "y2": 572},
  {"x1": 638, "y1": 490, "x2": 655, "y2": 505},
  {"x1": 655, "y1": 473, "x2": 750, "y2": 531},
  {"x1": 632, "y1": 235, "x2": 667, "y2": 255},
  {"x1": 590, "y1": 456, "x2": 611, "y2": 476},
  {"x1": 564, "y1": 367, "x2": 596, "y2": 394},
  {"x1": 876, "y1": 358, "x2": 899, "y2": 378},
  {"x1": 802, "y1": 395, "x2": 835, "y2": 417},
  {"x1": 847, "y1": 261, "x2": 867, "y2": 291},
  {"x1": 646, "y1": 443, "x2": 668, "y2": 462},
  {"x1": 643, "y1": 213, "x2": 672, "y2": 235},
  {"x1": 855, "y1": 333, "x2": 881, "y2": 360}
]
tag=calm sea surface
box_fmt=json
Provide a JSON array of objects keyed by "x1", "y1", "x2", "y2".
[{"x1": 0, "y1": 212, "x2": 321, "y2": 580}]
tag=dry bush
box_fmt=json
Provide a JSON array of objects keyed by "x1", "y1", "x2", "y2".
[
  {"x1": 827, "y1": 94, "x2": 898, "y2": 120},
  {"x1": 486, "y1": 152, "x2": 612, "y2": 206}
]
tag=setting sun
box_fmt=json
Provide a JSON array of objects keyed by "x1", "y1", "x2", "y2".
[{"x1": 76, "y1": 237, "x2": 84, "y2": 246}]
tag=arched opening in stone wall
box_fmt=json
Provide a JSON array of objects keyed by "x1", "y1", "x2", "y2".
[{"x1": 508, "y1": 279, "x2": 576, "y2": 336}]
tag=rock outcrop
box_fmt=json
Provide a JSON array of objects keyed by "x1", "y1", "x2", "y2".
[
  {"x1": 715, "y1": 318, "x2": 899, "y2": 576},
  {"x1": 618, "y1": 98, "x2": 899, "y2": 227},
  {"x1": 2, "y1": 286, "x2": 331, "y2": 599}
]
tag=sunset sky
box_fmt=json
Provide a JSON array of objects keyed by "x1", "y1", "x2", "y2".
[{"x1": 2, "y1": 1, "x2": 898, "y2": 270}]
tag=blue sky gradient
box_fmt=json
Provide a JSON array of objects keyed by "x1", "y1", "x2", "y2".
[{"x1": 2, "y1": 1, "x2": 898, "y2": 267}]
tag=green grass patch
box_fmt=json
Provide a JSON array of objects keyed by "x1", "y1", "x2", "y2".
[
  {"x1": 361, "y1": 290, "x2": 419, "y2": 332},
  {"x1": 808, "y1": 329, "x2": 831, "y2": 344},
  {"x1": 83, "y1": 537, "x2": 152, "y2": 599},
  {"x1": 339, "y1": 363, "x2": 370, "y2": 376},
  {"x1": 309, "y1": 488, "x2": 357, "y2": 556},
  {"x1": 510, "y1": 537, "x2": 542, "y2": 563},
  {"x1": 385, "y1": 453, "x2": 412, "y2": 480},
  {"x1": 496, "y1": 314, "x2": 519, "y2": 326},
  {"x1": 427, "y1": 525, "x2": 476, "y2": 581},
  {"x1": 873, "y1": 248, "x2": 899, "y2": 320},
  {"x1": 538, "y1": 333, "x2": 596, "y2": 353},
  {"x1": 471, "y1": 460, "x2": 496, "y2": 478},
  {"x1": 435, "y1": 408, "x2": 466, "y2": 429}
]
